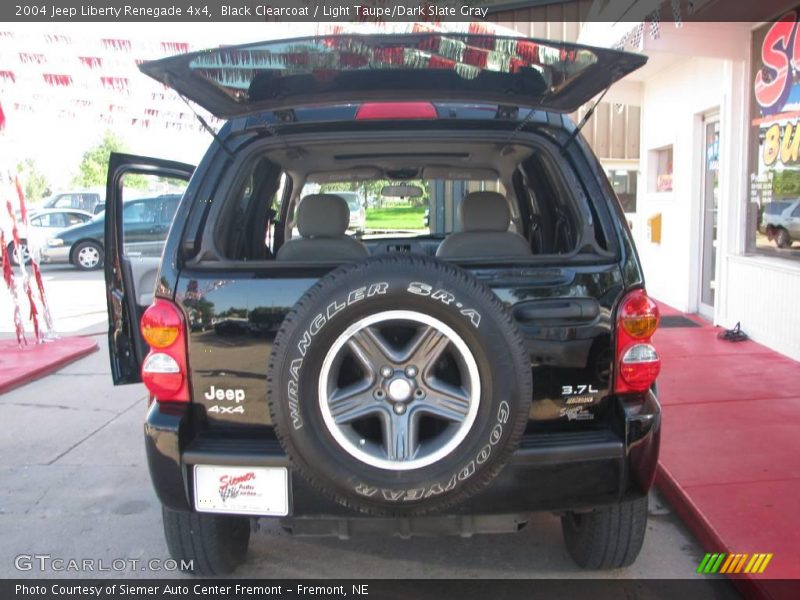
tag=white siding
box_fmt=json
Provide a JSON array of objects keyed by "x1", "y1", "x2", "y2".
[
  {"x1": 723, "y1": 256, "x2": 800, "y2": 360},
  {"x1": 634, "y1": 56, "x2": 729, "y2": 312}
]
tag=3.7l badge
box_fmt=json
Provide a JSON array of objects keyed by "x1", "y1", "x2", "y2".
[{"x1": 561, "y1": 384, "x2": 599, "y2": 405}]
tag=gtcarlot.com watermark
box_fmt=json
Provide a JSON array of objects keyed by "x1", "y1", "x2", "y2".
[{"x1": 15, "y1": 554, "x2": 192, "y2": 573}]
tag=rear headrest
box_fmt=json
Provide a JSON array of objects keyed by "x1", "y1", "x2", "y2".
[
  {"x1": 296, "y1": 194, "x2": 349, "y2": 238},
  {"x1": 459, "y1": 191, "x2": 510, "y2": 232}
]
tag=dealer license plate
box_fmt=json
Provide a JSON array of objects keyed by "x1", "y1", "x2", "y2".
[{"x1": 193, "y1": 465, "x2": 289, "y2": 516}]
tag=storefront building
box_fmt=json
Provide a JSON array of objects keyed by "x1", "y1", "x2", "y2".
[{"x1": 498, "y1": 2, "x2": 800, "y2": 360}]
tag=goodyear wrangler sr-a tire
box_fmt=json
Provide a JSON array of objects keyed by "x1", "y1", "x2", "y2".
[{"x1": 267, "y1": 256, "x2": 532, "y2": 515}]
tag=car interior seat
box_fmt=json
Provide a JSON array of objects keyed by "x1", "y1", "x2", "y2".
[
  {"x1": 436, "y1": 191, "x2": 532, "y2": 259},
  {"x1": 276, "y1": 194, "x2": 369, "y2": 261}
]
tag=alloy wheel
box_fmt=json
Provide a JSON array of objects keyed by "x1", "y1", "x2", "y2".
[{"x1": 318, "y1": 310, "x2": 480, "y2": 471}]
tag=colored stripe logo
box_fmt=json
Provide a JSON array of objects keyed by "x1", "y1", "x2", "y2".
[{"x1": 697, "y1": 553, "x2": 773, "y2": 574}]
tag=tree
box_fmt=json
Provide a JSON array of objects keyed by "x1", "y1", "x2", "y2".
[
  {"x1": 16, "y1": 158, "x2": 50, "y2": 203},
  {"x1": 772, "y1": 169, "x2": 800, "y2": 197},
  {"x1": 72, "y1": 130, "x2": 123, "y2": 187},
  {"x1": 71, "y1": 130, "x2": 148, "y2": 189}
]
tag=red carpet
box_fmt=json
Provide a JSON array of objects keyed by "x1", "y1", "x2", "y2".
[
  {"x1": 0, "y1": 336, "x2": 98, "y2": 394},
  {"x1": 654, "y1": 302, "x2": 800, "y2": 598}
]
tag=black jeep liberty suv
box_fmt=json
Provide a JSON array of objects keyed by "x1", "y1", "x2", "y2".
[{"x1": 104, "y1": 33, "x2": 661, "y2": 575}]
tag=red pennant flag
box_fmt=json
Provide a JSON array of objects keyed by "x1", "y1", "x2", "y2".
[
  {"x1": 161, "y1": 42, "x2": 189, "y2": 54},
  {"x1": 42, "y1": 73, "x2": 73, "y2": 87},
  {"x1": 102, "y1": 38, "x2": 132, "y2": 51},
  {"x1": 32, "y1": 265, "x2": 52, "y2": 334},
  {"x1": 19, "y1": 52, "x2": 46, "y2": 64},
  {"x1": 14, "y1": 173, "x2": 54, "y2": 336},
  {"x1": 14, "y1": 175, "x2": 28, "y2": 223},
  {"x1": 0, "y1": 230, "x2": 26, "y2": 346},
  {"x1": 26, "y1": 286, "x2": 40, "y2": 341},
  {"x1": 100, "y1": 76, "x2": 130, "y2": 92},
  {"x1": 78, "y1": 56, "x2": 102, "y2": 68},
  {"x1": 0, "y1": 230, "x2": 11, "y2": 288}
]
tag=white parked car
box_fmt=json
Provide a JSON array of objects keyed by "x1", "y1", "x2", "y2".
[{"x1": 4, "y1": 208, "x2": 93, "y2": 265}]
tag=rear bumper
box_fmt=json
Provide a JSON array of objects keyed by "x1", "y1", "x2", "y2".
[{"x1": 145, "y1": 391, "x2": 660, "y2": 517}]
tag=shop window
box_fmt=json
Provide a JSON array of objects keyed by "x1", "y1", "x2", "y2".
[
  {"x1": 607, "y1": 169, "x2": 638, "y2": 213},
  {"x1": 748, "y1": 15, "x2": 800, "y2": 261},
  {"x1": 648, "y1": 146, "x2": 673, "y2": 193},
  {"x1": 750, "y1": 168, "x2": 800, "y2": 256}
]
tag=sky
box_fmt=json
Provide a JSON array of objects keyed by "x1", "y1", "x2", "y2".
[
  {"x1": 1, "y1": 21, "x2": 521, "y2": 195},
  {"x1": 0, "y1": 23, "x2": 322, "y2": 192}
]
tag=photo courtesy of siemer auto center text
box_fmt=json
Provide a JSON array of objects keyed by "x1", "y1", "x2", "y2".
[{"x1": 0, "y1": 1, "x2": 799, "y2": 599}]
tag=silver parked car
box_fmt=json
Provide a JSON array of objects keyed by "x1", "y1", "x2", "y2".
[
  {"x1": 762, "y1": 199, "x2": 800, "y2": 248},
  {"x1": 42, "y1": 189, "x2": 105, "y2": 214},
  {"x1": 3, "y1": 208, "x2": 93, "y2": 265}
]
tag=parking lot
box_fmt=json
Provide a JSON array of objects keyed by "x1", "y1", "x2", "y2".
[
  {"x1": 0, "y1": 265, "x2": 107, "y2": 336},
  {"x1": 0, "y1": 265, "x2": 733, "y2": 586}
]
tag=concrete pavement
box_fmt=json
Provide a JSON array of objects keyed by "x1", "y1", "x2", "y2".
[
  {"x1": 0, "y1": 335, "x2": 736, "y2": 587},
  {"x1": 0, "y1": 266, "x2": 737, "y2": 586},
  {"x1": 0, "y1": 265, "x2": 107, "y2": 336}
]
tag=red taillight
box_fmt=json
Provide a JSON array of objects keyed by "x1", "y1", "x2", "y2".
[
  {"x1": 619, "y1": 290, "x2": 659, "y2": 338},
  {"x1": 140, "y1": 299, "x2": 189, "y2": 403},
  {"x1": 355, "y1": 102, "x2": 437, "y2": 120},
  {"x1": 615, "y1": 290, "x2": 661, "y2": 393},
  {"x1": 141, "y1": 300, "x2": 182, "y2": 348}
]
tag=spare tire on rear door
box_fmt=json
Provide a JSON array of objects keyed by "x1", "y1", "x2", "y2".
[{"x1": 267, "y1": 255, "x2": 532, "y2": 515}]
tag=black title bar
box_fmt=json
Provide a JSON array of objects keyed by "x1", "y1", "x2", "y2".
[
  {"x1": 4, "y1": 0, "x2": 796, "y2": 22},
  {"x1": 4, "y1": 578, "x2": 757, "y2": 600}
]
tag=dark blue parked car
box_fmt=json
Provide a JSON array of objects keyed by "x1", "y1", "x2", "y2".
[{"x1": 41, "y1": 194, "x2": 181, "y2": 270}]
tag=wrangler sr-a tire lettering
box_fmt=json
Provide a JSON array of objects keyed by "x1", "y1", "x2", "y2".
[
  {"x1": 288, "y1": 282, "x2": 389, "y2": 430},
  {"x1": 268, "y1": 257, "x2": 531, "y2": 515},
  {"x1": 407, "y1": 282, "x2": 482, "y2": 328},
  {"x1": 352, "y1": 400, "x2": 509, "y2": 502}
]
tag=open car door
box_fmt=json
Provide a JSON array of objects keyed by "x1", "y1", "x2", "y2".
[{"x1": 105, "y1": 152, "x2": 195, "y2": 385}]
